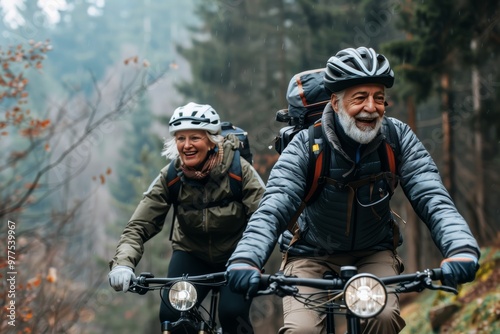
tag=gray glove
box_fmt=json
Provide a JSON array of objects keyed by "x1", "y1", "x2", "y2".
[{"x1": 108, "y1": 265, "x2": 136, "y2": 292}]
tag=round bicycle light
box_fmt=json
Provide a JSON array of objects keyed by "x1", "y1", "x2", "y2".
[
  {"x1": 168, "y1": 281, "x2": 198, "y2": 311},
  {"x1": 344, "y1": 274, "x2": 387, "y2": 318}
]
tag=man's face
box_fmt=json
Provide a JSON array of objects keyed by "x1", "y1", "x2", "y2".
[{"x1": 332, "y1": 83, "x2": 385, "y2": 144}]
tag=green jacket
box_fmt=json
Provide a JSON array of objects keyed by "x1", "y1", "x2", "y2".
[{"x1": 109, "y1": 135, "x2": 265, "y2": 269}]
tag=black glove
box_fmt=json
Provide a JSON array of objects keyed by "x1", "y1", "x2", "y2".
[
  {"x1": 440, "y1": 253, "x2": 479, "y2": 289},
  {"x1": 226, "y1": 263, "x2": 261, "y2": 299}
]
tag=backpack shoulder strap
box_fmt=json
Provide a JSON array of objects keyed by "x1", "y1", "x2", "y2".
[
  {"x1": 380, "y1": 117, "x2": 402, "y2": 250},
  {"x1": 166, "y1": 162, "x2": 182, "y2": 203},
  {"x1": 381, "y1": 117, "x2": 400, "y2": 174},
  {"x1": 166, "y1": 162, "x2": 181, "y2": 241},
  {"x1": 377, "y1": 118, "x2": 399, "y2": 195},
  {"x1": 286, "y1": 121, "x2": 330, "y2": 232},
  {"x1": 227, "y1": 149, "x2": 243, "y2": 202},
  {"x1": 281, "y1": 121, "x2": 330, "y2": 270},
  {"x1": 304, "y1": 121, "x2": 330, "y2": 203}
]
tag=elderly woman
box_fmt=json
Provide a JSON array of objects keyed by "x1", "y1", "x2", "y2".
[{"x1": 108, "y1": 102, "x2": 264, "y2": 333}]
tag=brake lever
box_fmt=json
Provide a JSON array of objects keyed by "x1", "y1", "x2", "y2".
[
  {"x1": 128, "y1": 272, "x2": 154, "y2": 295},
  {"x1": 421, "y1": 275, "x2": 458, "y2": 295},
  {"x1": 424, "y1": 278, "x2": 458, "y2": 295},
  {"x1": 128, "y1": 283, "x2": 149, "y2": 295},
  {"x1": 256, "y1": 282, "x2": 298, "y2": 297},
  {"x1": 275, "y1": 283, "x2": 298, "y2": 298},
  {"x1": 395, "y1": 280, "x2": 425, "y2": 293}
]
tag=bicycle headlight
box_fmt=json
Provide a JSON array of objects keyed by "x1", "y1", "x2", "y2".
[
  {"x1": 344, "y1": 274, "x2": 387, "y2": 318},
  {"x1": 168, "y1": 281, "x2": 198, "y2": 311}
]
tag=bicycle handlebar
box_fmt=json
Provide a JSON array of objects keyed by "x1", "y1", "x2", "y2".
[
  {"x1": 256, "y1": 268, "x2": 457, "y2": 297},
  {"x1": 128, "y1": 272, "x2": 227, "y2": 295}
]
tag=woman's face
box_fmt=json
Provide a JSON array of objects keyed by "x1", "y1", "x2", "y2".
[{"x1": 175, "y1": 129, "x2": 213, "y2": 169}]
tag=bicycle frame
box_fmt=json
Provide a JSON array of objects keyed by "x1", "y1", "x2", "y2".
[
  {"x1": 257, "y1": 266, "x2": 457, "y2": 334},
  {"x1": 129, "y1": 272, "x2": 226, "y2": 334}
]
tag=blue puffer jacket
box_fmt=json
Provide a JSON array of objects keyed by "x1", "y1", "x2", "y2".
[{"x1": 228, "y1": 103, "x2": 480, "y2": 269}]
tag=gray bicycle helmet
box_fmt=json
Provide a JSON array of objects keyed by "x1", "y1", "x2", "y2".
[
  {"x1": 324, "y1": 47, "x2": 394, "y2": 94},
  {"x1": 169, "y1": 102, "x2": 221, "y2": 135}
]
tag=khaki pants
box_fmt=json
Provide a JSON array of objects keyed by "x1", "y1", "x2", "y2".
[{"x1": 278, "y1": 250, "x2": 406, "y2": 334}]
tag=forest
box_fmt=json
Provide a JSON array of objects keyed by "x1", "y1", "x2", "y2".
[{"x1": 0, "y1": 0, "x2": 499, "y2": 333}]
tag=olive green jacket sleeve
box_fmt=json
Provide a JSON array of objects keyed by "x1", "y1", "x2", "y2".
[{"x1": 108, "y1": 168, "x2": 172, "y2": 270}]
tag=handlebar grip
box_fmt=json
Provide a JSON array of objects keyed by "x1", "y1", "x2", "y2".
[
  {"x1": 431, "y1": 268, "x2": 442, "y2": 280},
  {"x1": 257, "y1": 274, "x2": 271, "y2": 290}
]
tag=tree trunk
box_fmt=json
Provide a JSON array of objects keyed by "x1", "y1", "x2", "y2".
[
  {"x1": 403, "y1": 95, "x2": 420, "y2": 273},
  {"x1": 471, "y1": 39, "x2": 489, "y2": 244},
  {"x1": 440, "y1": 73, "x2": 454, "y2": 197}
]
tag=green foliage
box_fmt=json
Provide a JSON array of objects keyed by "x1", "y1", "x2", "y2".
[{"x1": 176, "y1": 0, "x2": 403, "y2": 157}]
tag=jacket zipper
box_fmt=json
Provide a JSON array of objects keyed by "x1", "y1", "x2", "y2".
[
  {"x1": 203, "y1": 188, "x2": 213, "y2": 262},
  {"x1": 350, "y1": 202, "x2": 357, "y2": 250}
]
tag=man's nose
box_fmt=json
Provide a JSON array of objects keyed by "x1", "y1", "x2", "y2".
[{"x1": 364, "y1": 96, "x2": 377, "y2": 112}]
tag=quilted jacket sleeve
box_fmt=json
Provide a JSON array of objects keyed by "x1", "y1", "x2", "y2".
[
  {"x1": 393, "y1": 118, "x2": 480, "y2": 258},
  {"x1": 227, "y1": 130, "x2": 311, "y2": 268}
]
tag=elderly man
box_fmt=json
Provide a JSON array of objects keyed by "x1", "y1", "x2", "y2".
[{"x1": 225, "y1": 47, "x2": 480, "y2": 333}]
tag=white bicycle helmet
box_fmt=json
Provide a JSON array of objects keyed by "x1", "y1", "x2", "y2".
[
  {"x1": 324, "y1": 47, "x2": 394, "y2": 94},
  {"x1": 168, "y1": 102, "x2": 221, "y2": 135}
]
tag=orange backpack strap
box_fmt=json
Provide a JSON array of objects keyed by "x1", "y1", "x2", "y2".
[
  {"x1": 286, "y1": 121, "x2": 330, "y2": 234},
  {"x1": 281, "y1": 122, "x2": 330, "y2": 270}
]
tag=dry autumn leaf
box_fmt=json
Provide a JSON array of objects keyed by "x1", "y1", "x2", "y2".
[
  {"x1": 26, "y1": 274, "x2": 42, "y2": 289},
  {"x1": 46, "y1": 267, "x2": 57, "y2": 283}
]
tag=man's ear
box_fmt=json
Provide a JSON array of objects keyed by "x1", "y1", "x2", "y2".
[{"x1": 331, "y1": 94, "x2": 339, "y2": 113}]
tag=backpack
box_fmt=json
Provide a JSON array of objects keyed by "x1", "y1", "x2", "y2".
[
  {"x1": 221, "y1": 121, "x2": 253, "y2": 165},
  {"x1": 165, "y1": 122, "x2": 252, "y2": 240},
  {"x1": 274, "y1": 69, "x2": 401, "y2": 252},
  {"x1": 274, "y1": 68, "x2": 330, "y2": 154}
]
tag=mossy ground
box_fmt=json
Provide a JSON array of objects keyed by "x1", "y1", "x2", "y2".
[{"x1": 401, "y1": 247, "x2": 500, "y2": 334}]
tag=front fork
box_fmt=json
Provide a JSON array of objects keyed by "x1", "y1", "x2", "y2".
[
  {"x1": 341, "y1": 266, "x2": 362, "y2": 334},
  {"x1": 324, "y1": 267, "x2": 362, "y2": 334}
]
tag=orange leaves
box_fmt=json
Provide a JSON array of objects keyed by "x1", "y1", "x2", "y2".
[
  {"x1": 19, "y1": 307, "x2": 33, "y2": 322},
  {"x1": 1, "y1": 40, "x2": 52, "y2": 141},
  {"x1": 19, "y1": 119, "x2": 51, "y2": 137},
  {"x1": 93, "y1": 167, "x2": 112, "y2": 184},
  {"x1": 124, "y1": 56, "x2": 139, "y2": 65},
  {"x1": 26, "y1": 274, "x2": 42, "y2": 290},
  {"x1": 30, "y1": 118, "x2": 50, "y2": 128},
  {"x1": 123, "y1": 55, "x2": 151, "y2": 68}
]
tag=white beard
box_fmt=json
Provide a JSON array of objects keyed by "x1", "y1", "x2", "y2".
[{"x1": 337, "y1": 104, "x2": 383, "y2": 144}]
